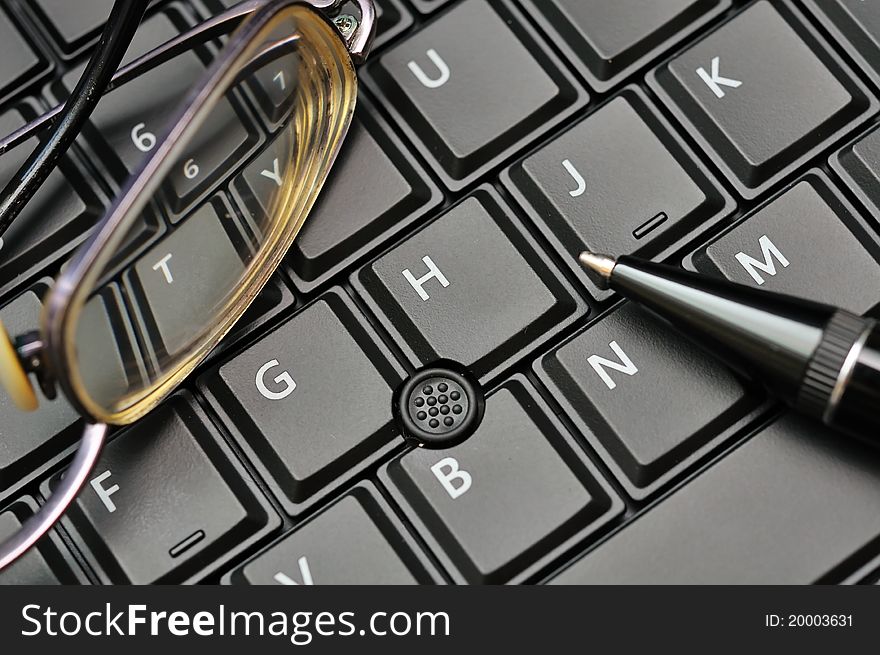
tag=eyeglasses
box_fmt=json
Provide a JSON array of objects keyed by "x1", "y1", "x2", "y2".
[{"x1": 0, "y1": 0, "x2": 376, "y2": 571}]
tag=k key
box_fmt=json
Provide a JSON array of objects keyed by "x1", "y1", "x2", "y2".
[{"x1": 649, "y1": 0, "x2": 875, "y2": 198}]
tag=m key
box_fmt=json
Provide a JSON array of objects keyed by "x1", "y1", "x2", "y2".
[
  {"x1": 689, "y1": 173, "x2": 880, "y2": 314},
  {"x1": 649, "y1": 0, "x2": 875, "y2": 198}
]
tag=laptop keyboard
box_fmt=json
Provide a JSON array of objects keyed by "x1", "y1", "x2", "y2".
[{"x1": 2, "y1": 0, "x2": 880, "y2": 585}]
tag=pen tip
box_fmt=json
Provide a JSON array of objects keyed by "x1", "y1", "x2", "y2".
[{"x1": 578, "y1": 251, "x2": 617, "y2": 289}]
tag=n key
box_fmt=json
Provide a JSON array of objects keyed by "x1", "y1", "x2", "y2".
[
  {"x1": 649, "y1": 0, "x2": 875, "y2": 198},
  {"x1": 538, "y1": 303, "x2": 755, "y2": 496}
]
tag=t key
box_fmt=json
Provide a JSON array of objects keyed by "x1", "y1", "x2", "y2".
[
  {"x1": 129, "y1": 198, "x2": 249, "y2": 358},
  {"x1": 353, "y1": 187, "x2": 585, "y2": 380},
  {"x1": 649, "y1": 0, "x2": 875, "y2": 198}
]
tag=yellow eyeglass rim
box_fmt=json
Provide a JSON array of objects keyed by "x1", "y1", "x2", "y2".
[{"x1": 0, "y1": 319, "x2": 38, "y2": 412}]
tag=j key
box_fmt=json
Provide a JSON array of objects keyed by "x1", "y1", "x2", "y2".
[
  {"x1": 353, "y1": 188, "x2": 584, "y2": 380},
  {"x1": 203, "y1": 290, "x2": 404, "y2": 513},
  {"x1": 368, "y1": 0, "x2": 582, "y2": 188},
  {"x1": 0, "y1": 8, "x2": 42, "y2": 96},
  {"x1": 538, "y1": 303, "x2": 753, "y2": 495},
  {"x1": 71, "y1": 12, "x2": 255, "y2": 207},
  {"x1": 0, "y1": 109, "x2": 98, "y2": 282},
  {"x1": 551, "y1": 415, "x2": 880, "y2": 584},
  {"x1": 0, "y1": 286, "x2": 80, "y2": 485},
  {"x1": 0, "y1": 503, "x2": 78, "y2": 584},
  {"x1": 506, "y1": 91, "x2": 731, "y2": 299},
  {"x1": 806, "y1": 0, "x2": 880, "y2": 79},
  {"x1": 244, "y1": 115, "x2": 440, "y2": 289},
  {"x1": 53, "y1": 394, "x2": 278, "y2": 584},
  {"x1": 690, "y1": 174, "x2": 880, "y2": 314},
  {"x1": 227, "y1": 486, "x2": 435, "y2": 585},
  {"x1": 381, "y1": 378, "x2": 621, "y2": 583},
  {"x1": 649, "y1": 0, "x2": 873, "y2": 198},
  {"x1": 832, "y1": 125, "x2": 880, "y2": 219},
  {"x1": 130, "y1": 199, "x2": 248, "y2": 357},
  {"x1": 521, "y1": 0, "x2": 731, "y2": 90}
]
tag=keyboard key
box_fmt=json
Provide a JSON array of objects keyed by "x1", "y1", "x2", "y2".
[
  {"x1": 0, "y1": 108, "x2": 103, "y2": 284},
  {"x1": 68, "y1": 12, "x2": 257, "y2": 209},
  {"x1": 831, "y1": 124, "x2": 880, "y2": 219},
  {"x1": 128, "y1": 197, "x2": 250, "y2": 358},
  {"x1": 380, "y1": 377, "x2": 622, "y2": 583},
  {"x1": 202, "y1": 289, "x2": 405, "y2": 514},
  {"x1": 352, "y1": 187, "x2": 586, "y2": 381},
  {"x1": 521, "y1": 0, "x2": 731, "y2": 91},
  {"x1": 254, "y1": 107, "x2": 442, "y2": 292},
  {"x1": 551, "y1": 415, "x2": 880, "y2": 584},
  {"x1": 365, "y1": 0, "x2": 586, "y2": 190},
  {"x1": 804, "y1": 0, "x2": 880, "y2": 83},
  {"x1": 649, "y1": 0, "x2": 876, "y2": 198},
  {"x1": 75, "y1": 285, "x2": 145, "y2": 409},
  {"x1": 689, "y1": 173, "x2": 880, "y2": 314},
  {"x1": 0, "y1": 499, "x2": 82, "y2": 584},
  {"x1": 0, "y1": 284, "x2": 81, "y2": 487},
  {"x1": 408, "y1": 0, "x2": 453, "y2": 14},
  {"x1": 0, "y1": 8, "x2": 44, "y2": 97},
  {"x1": 504, "y1": 88, "x2": 734, "y2": 299},
  {"x1": 537, "y1": 303, "x2": 755, "y2": 496},
  {"x1": 226, "y1": 484, "x2": 439, "y2": 584},
  {"x1": 50, "y1": 393, "x2": 279, "y2": 584}
]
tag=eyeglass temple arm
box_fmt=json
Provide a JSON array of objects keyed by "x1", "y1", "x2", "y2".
[
  {"x1": 0, "y1": 0, "x2": 266, "y2": 160},
  {"x1": 0, "y1": 0, "x2": 152, "y2": 242},
  {"x1": 0, "y1": 0, "x2": 374, "y2": 158},
  {"x1": 0, "y1": 422, "x2": 107, "y2": 571}
]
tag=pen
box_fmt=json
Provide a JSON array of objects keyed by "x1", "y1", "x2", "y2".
[{"x1": 578, "y1": 251, "x2": 880, "y2": 442}]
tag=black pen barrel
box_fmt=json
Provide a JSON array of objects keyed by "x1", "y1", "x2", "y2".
[{"x1": 608, "y1": 256, "x2": 880, "y2": 440}]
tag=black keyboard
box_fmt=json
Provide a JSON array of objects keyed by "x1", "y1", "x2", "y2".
[{"x1": 3, "y1": 0, "x2": 880, "y2": 585}]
